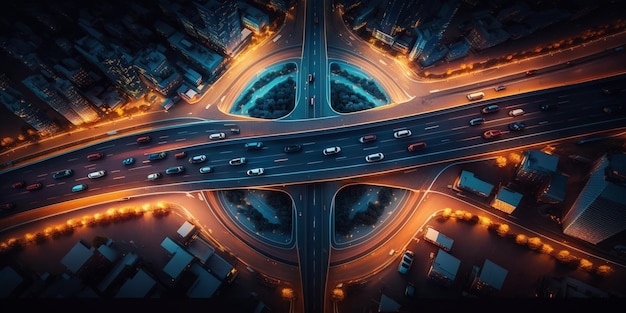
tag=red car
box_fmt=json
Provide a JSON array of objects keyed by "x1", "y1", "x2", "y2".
[{"x1": 483, "y1": 130, "x2": 502, "y2": 139}]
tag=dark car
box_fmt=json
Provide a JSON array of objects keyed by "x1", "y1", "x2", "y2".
[
  {"x1": 26, "y1": 183, "x2": 43, "y2": 191},
  {"x1": 407, "y1": 142, "x2": 427, "y2": 152},
  {"x1": 0, "y1": 203, "x2": 15, "y2": 211},
  {"x1": 86, "y1": 153, "x2": 104, "y2": 161},
  {"x1": 165, "y1": 166, "x2": 185, "y2": 175},
  {"x1": 136, "y1": 136, "x2": 151, "y2": 144},
  {"x1": 540, "y1": 103, "x2": 559, "y2": 111},
  {"x1": 525, "y1": 69, "x2": 538, "y2": 76},
  {"x1": 122, "y1": 157, "x2": 135, "y2": 165},
  {"x1": 52, "y1": 169, "x2": 73, "y2": 179},
  {"x1": 358, "y1": 134, "x2": 377, "y2": 144},
  {"x1": 481, "y1": 104, "x2": 500, "y2": 114},
  {"x1": 174, "y1": 151, "x2": 187, "y2": 159},
  {"x1": 508, "y1": 122, "x2": 526, "y2": 131},
  {"x1": 244, "y1": 142, "x2": 264, "y2": 150},
  {"x1": 12, "y1": 181, "x2": 26, "y2": 189},
  {"x1": 147, "y1": 152, "x2": 167, "y2": 161},
  {"x1": 284, "y1": 145, "x2": 303, "y2": 153}
]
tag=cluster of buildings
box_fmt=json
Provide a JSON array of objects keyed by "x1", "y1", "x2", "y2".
[
  {"x1": 0, "y1": 221, "x2": 240, "y2": 299},
  {"x1": 453, "y1": 147, "x2": 626, "y2": 249},
  {"x1": 337, "y1": 0, "x2": 599, "y2": 67},
  {"x1": 0, "y1": 0, "x2": 287, "y2": 136}
]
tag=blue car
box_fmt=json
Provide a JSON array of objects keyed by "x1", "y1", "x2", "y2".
[
  {"x1": 508, "y1": 122, "x2": 526, "y2": 131},
  {"x1": 122, "y1": 157, "x2": 135, "y2": 165}
]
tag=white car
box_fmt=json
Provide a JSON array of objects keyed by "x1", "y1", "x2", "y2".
[
  {"x1": 246, "y1": 168, "x2": 265, "y2": 176},
  {"x1": 189, "y1": 155, "x2": 207, "y2": 164},
  {"x1": 209, "y1": 132, "x2": 226, "y2": 140},
  {"x1": 393, "y1": 129, "x2": 412, "y2": 139},
  {"x1": 322, "y1": 146, "x2": 341, "y2": 155},
  {"x1": 87, "y1": 170, "x2": 107, "y2": 179},
  {"x1": 147, "y1": 173, "x2": 162, "y2": 180},
  {"x1": 229, "y1": 157, "x2": 246, "y2": 166},
  {"x1": 365, "y1": 152, "x2": 384, "y2": 163}
]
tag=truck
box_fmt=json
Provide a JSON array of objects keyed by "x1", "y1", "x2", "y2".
[
  {"x1": 466, "y1": 92, "x2": 485, "y2": 101},
  {"x1": 423, "y1": 226, "x2": 454, "y2": 252}
]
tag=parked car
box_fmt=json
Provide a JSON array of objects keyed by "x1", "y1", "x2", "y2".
[
  {"x1": 165, "y1": 166, "x2": 185, "y2": 175},
  {"x1": 199, "y1": 166, "x2": 213, "y2": 174},
  {"x1": 52, "y1": 169, "x2": 73, "y2": 179},
  {"x1": 397, "y1": 250, "x2": 415, "y2": 274},
  {"x1": 174, "y1": 151, "x2": 187, "y2": 159},
  {"x1": 122, "y1": 157, "x2": 135, "y2": 165},
  {"x1": 358, "y1": 134, "x2": 377, "y2": 143},
  {"x1": 322, "y1": 146, "x2": 341, "y2": 155},
  {"x1": 246, "y1": 168, "x2": 265, "y2": 176},
  {"x1": 209, "y1": 132, "x2": 226, "y2": 140},
  {"x1": 136, "y1": 136, "x2": 151, "y2": 144},
  {"x1": 244, "y1": 142, "x2": 264, "y2": 150},
  {"x1": 229, "y1": 157, "x2": 246, "y2": 166},
  {"x1": 365, "y1": 152, "x2": 384, "y2": 163},
  {"x1": 71, "y1": 184, "x2": 88, "y2": 192},
  {"x1": 147, "y1": 173, "x2": 162, "y2": 181},
  {"x1": 86, "y1": 152, "x2": 104, "y2": 161},
  {"x1": 469, "y1": 117, "x2": 486, "y2": 126},
  {"x1": 508, "y1": 122, "x2": 526, "y2": 131},
  {"x1": 284, "y1": 145, "x2": 303, "y2": 153},
  {"x1": 481, "y1": 104, "x2": 500, "y2": 114},
  {"x1": 393, "y1": 129, "x2": 412, "y2": 139},
  {"x1": 407, "y1": 142, "x2": 427, "y2": 152},
  {"x1": 189, "y1": 155, "x2": 207, "y2": 164},
  {"x1": 483, "y1": 130, "x2": 503, "y2": 139},
  {"x1": 88, "y1": 170, "x2": 107, "y2": 179}
]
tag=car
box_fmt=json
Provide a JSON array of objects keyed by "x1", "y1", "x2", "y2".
[
  {"x1": 365, "y1": 152, "x2": 384, "y2": 163},
  {"x1": 209, "y1": 132, "x2": 226, "y2": 140},
  {"x1": 165, "y1": 166, "x2": 185, "y2": 175},
  {"x1": 122, "y1": 157, "x2": 135, "y2": 165},
  {"x1": 52, "y1": 169, "x2": 73, "y2": 179},
  {"x1": 308, "y1": 73, "x2": 314, "y2": 83},
  {"x1": 284, "y1": 145, "x2": 303, "y2": 153},
  {"x1": 322, "y1": 146, "x2": 341, "y2": 155},
  {"x1": 407, "y1": 142, "x2": 427, "y2": 152},
  {"x1": 603, "y1": 105, "x2": 624, "y2": 114},
  {"x1": 230, "y1": 128, "x2": 240, "y2": 135},
  {"x1": 404, "y1": 282, "x2": 415, "y2": 298},
  {"x1": 71, "y1": 184, "x2": 88, "y2": 193},
  {"x1": 469, "y1": 117, "x2": 486, "y2": 126},
  {"x1": 88, "y1": 170, "x2": 107, "y2": 179},
  {"x1": 494, "y1": 85, "x2": 506, "y2": 91},
  {"x1": 0, "y1": 203, "x2": 15, "y2": 210},
  {"x1": 393, "y1": 129, "x2": 412, "y2": 139},
  {"x1": 199, "y1": 166, "x2": 213, "y2": 174},
  {"x1": 602, "y1": 88, "x2": 616, "y2": 95},
  {"x1": 508, "y1": 108, "x2": 525, "y2": 117},
  {"x1": 314, "y1": 16, "x2": 319, "y2": 24},
  {"x1": 12, "y1": 181, "x2": 26, "y2": 189},
  {"x1": 86, "y1": 153, "x2": 104, "y2": 161},
  {"x1": 310, "y1": 96, "x2": 315, "y2": 106},
  {"x1": 147, "y1": 173, "x2": 162, "y2": 181},
  {"x1": 508, "y1": 122, "x2": 526, "y2": 131},
  {"x1": 525, "y1": 69, "x2": 538, "y2": 76},
  {"x1": 147, "y1": 152, "x2": 167, "y2": 161},
  {"x1": 481, "y1": 104, "x2": 500, "y2": 114},
  {"x1": 540, "y1": 103, "x2": 559, "y2": 111},
  {"x1": 358, "y1": 134, "x2": 377, "y2": 143},
  {"x1": 244, "y1": 142, "x2": 264, "y2": 150},
  {"x1": 229, "y1": 157, "x2": 246, "y2": 166},
  {"x1": 26, "y1": 183, "x2": 43, "y2": 191},
  {"x1": 189, "y1": 155, "x2": 207, "y2": 164},
  {"x1": 483, "y1": 130, "x2": 503, "y2": 139},
  {"x1": 397, "y1": 250, "x2": 415, "y2": 274},
  {"x1": 136, "y1": 136, "x2": 151, "y2": 144},
  {"x1": 174, "y1": 151, "x2": 187, "y2": 159},
  {"x1": 246, "y1": 168, "x2": 265, "y2": 176}
]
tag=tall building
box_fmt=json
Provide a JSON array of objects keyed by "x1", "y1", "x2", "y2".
[
  {"x1": 194, "y1": 0, "x2": 244, "y2": 56},
  {"x1": 74, "y1": 36, "x2": 148, "y2": 100},
  {"x1": 373, "y1": 0, "x2": 408, "y2": 45},
  {"x1": 0, "y1": 75, "x2": 59, "y2": 136},
  {"x1": 562, "y1": 154, "x2": 626, "y2": 245},
  {"x1": 134, "y1": 48, "x2": 183, "y2": 97},
  {"x1": 53, "y1": 78, "x2": 100, "y2": 123},
  {"x1": 22, "y1": 74, "x2": 85, "y2": 126}
]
